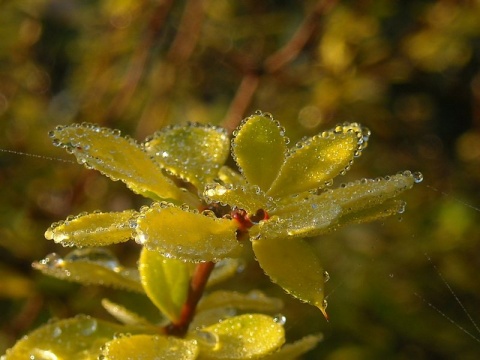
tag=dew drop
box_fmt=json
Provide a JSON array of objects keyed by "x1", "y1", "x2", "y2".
[
  {"x1": 273, "y1": 314, "x2": 287, "y2": 325},
  {"x1": 195, "y1": 330, "x2": 220, "y2": 349},
  {"x1": 135, "y1": 230, "x2": 149, "y2": 245},
  {"x1": 64, "y1": 248, "x2": 120, "y2": 271},
  {"x1": 413, "y1": 171, "x2": 423, "y2": 183},
  {"x1": 323, "y1": 270, "x2": 330, "y2": 282}
]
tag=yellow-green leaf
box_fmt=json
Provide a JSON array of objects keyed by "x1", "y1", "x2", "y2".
[
  {"x1": 207, "y1": 258, "x2": 244, "y2": 288},
  {"x1": 250, "y1": 202, "x2": 341, "y2": 241},
  {"x1": 198, "y1": 290, "x2": 283, "y2": 313},
  {"x1": 204, "y1": 183, "x2": 275, "y2": 215},
  {"x1": 44, "y1": 210, "x2": 136, "y2": 247},
  {"x1": 32, "y1": 249, "x2": 144, "y2": 293},
  {"x1": 252, "y1": 237, "x2": 327, "y2": 317},
  {"x1": 139, "y1": 247, "x2": 192, "y2": 322},
  {"x1": 50, "y1": 123, "x2": 190, "y2": 203},
  {"x1": 264, "y1": 334, "x2": 323, "y2": 359},
  {"x1": 145, "y1": 124, "x2": 230, "y2": 189},
  {"x1": 135, "y1": 202, "x2": 242, "y2": 262},
  {"x1": 2, "y1": 315, "x2": 139, "y2": 360},
  {"x1": 217, "y1": 166, "x2": 246, "y2": 187},
  {"x1": 232, "y1": 113, "x2": 287, "y2": 191},
  {"x1": 318, "y1": 172, "x2": 416, "y2": 214},
  {"x1": 267, "y1": 123, "x2": 367, "y2": 197},
  {"x1": 338, "y1": 199, "x2": 406, "y2": 227},
  {"x1": 194, "y1": 314, "x2": 285, "y2": 359},
  {"x1": 101, "y1": 335, "x2": 199, "y2": 360}
]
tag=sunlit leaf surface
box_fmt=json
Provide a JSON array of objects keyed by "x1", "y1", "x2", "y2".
[
  {"x1": 50, "y1": 123, "x2": 191, "y2": 203},
  {"x1": 194, "y1": 314, "x2": 285, "y2": 359},
  {"x1": 2, "y1": 315, "x2": 141, "y2": 360},
  {"x1": 139, "y1": 247, "x2": 192, "y2": 322},
  {"x1": 101, "y1": 298, "x2": 157, "y2": 327},
  {"x1": 252, "y1": 237, "x2": 327, "y2": 317},
  {"x1": 232, "y1": 113, "x2": 287, "y2": 191},
  {"x1": 135, "y1": 202, "x2": 241, "y2": 262},
  {"x1": 44, "y1": 210, "x2": 136, "y2": 247},
  {"x1": 101, "y1": 334, "x2": 199, "y2": 360},
  {"x1": 145, "y1": 124, "x2": 230, "y2": 189},
  {"x1": 267, "y1": 123, "x2": 368, "y2": 197},
  {"x1": 33, "y1": 248, "x2": 143, "y2": 293},
  {"x1": 264, "y1": 334, "x2": 324, "y2": 359}
]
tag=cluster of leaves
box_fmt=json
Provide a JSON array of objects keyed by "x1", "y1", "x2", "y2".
[{"x1": 2, "y1": 112, "x2": 420, "y2": 359}]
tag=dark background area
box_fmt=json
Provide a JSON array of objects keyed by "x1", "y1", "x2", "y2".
[{"x1": 1, "y1": 1, "x2": 480, "y2": 358}]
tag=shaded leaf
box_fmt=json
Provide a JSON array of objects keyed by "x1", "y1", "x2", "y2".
[
  {"x1": 207, "y1": 258, "x2": 244, "y2": 288},
  {"x1": 145, "y1": 124, "x2": 230, "y2": 189},
  {"x1": 252, "y1": 237, "x2": 328, "y2": 317},
  {"x1": 264, "y1": 334, "x2": 323, "y2": 359},
  {"x1": 338, "y1": 199, "x2": 406, "y2": 226},
  {"x1": 45, "y1": 210, "x2": 136, "y2": 247},
  {"x1": 139, "y1": 247, "x2": 192, "y2": 322},
  {"x1": 101, "y1": 298, "x2": 158, "y2": 327},
  {"x1": 232, "y1": 113, "x2": 287, "y2": 191},
  {"x1": 101, "y1": 334, "x2": 199, "y2": 360},
  {"x1": 135, "y1": 202, "x2": 241, "y2": 262},
  {"x1": 217, "y1": 166, "x2": 247, "y2": 187},
  {"x1": 33, "y1": 249, "x2": 143, "y2": 293},
  {"x1": 198, "y1": 290, "x2": 283, "y2": 313},
  {"x1": 267, "y1": 123, "x2": 367, "y2": 197},
  {"x1": 194, "y1": 314, "x2": 285, "y2": 359},
  {"x1": 50, "y1": 123, "x2": 193, "y2": 203},
  {"x1": 2, "y1": 315, "x2": 142, "y2": 360}
]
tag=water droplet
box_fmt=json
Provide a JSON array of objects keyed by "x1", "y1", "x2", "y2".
[
  {"x1": 413, "y1": 171, "x2": 423, "y2": 183},
  {"x1": 195, "y1": 330, "x2": 220, "y2": 349},
  {"x1": 64, "y1": 248, "x2": 120, "y2": 271},
  {"x1": 81, "y1": 317, "x2": 98, "y2": 336},
  {"x1": 273, "y1": 314, "x2": 287, "y2": 325},
  {"x1": 323, "y1": 270, "x2": 330, "y2": 282},
  {"x1": 135, "y1": 230, "x2": 148, "y2": 244}
]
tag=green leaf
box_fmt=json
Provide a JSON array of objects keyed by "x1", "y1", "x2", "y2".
[
  {"x1": 139, "y1": 247, "x2": 192, "y2": 322},
  {"x1": 134, "y1": 202, "x2": 242, "y2": 262},
  {"x1": 264, "y1": 334, "x2": 323, "y2": 359},
  {"x1": 204, "y1": 183, "x2": 275, "y2": 215},
  {"x1": 193, "y1": 314, "x2": 285, "y2": 359},
  {"x1": 198, "y1": 290, "x2": 283, "y2": 313},
  {"x1": 50, "y1": 123, "x2": 192, "y2": 203},
  {"x1": 267, "y1": 123, "x2": 367, "y2": 197},
  {"x1": 101, "y1": 298, "x2": 158, "y2": 327},
  {"x1": 318, "y1": 172, "x2": 416, "y2": 214},
  {"x1": 32, "y1": 249, "x2": 144, "y2": 293},
  {"x1": 252, "y1": 237, "x2": 328, "y2": 318},
  {"x1": 44, "y1": 210, "x2": 136, "y2": 247},
  {"x1": 101, "y1": 335, "x2": 199, "y2": 360},
  {"x1": 217, "y1": 166, "x2": 247, "y2": 187},
  {"x1": 250, "y1": 201, "x2": 341, "y2": 241},
  {"x1": 207, "y1": 258, "x2": 244, "y2": 288},
  {"x1": 232, "y1": 113, "x2": 287, "y2": 191},
  {"x1": 2, "y1": 315, "x2": 141, "y2": 360},
  {"x1": 338, "y1": 199, "x2": 406, "y2": 226},
  {"x1": 144, "y1": 124, "x2": 230, "y2": 189}
]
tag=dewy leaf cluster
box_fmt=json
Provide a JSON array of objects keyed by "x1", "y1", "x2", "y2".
[{"x1": 2, "y1": 112, "x2": 422, "y2": 359}]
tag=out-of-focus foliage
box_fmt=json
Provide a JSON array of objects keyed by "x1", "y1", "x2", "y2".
[{"x1": 1, "y1": 0, "x2": 480, "y2": 359}]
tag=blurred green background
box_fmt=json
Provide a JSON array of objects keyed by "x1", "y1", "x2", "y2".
[{"x1": 1, "y1": 1, "x2": 480, "y2": 359}]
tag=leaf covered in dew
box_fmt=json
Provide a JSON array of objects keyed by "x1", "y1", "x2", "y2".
[
  {"x1": 252, "y1": 237, "x2": 328, "y2": 318},
  {"x1": 144, "y1": 124, "x2": 230, "y2": 190},
  {"x1": 50, "y1": 123, "x2": 192, "y2": 203},
  {"x1": 134, "y1": 202, "x2": 242, "y2": 262},
  {"x1": 318, "y1": 172, "x2": 417, "y2": 215},
  {"x1": 232, "y1": 113, "x2": 288, "y2": 192},
  {"x1": 197, "y1": 290, "x2": 283, "y2": 313},
  {"x1": 339, "y1": 199, "x2": 407, "y2": 227},
  {"x1": 45, "y1": 210, "x2": 136, "y2": 247},
  {"x1": 32, "y1": 248, "x2": 144, "y2": 293},
  {"x1": 100, "y1": 334, "x2": 199, "y2": 360},
  {"x1": 206, "y1": 258, "x2": 244, "y2": 288},
  {"x1": 193, "y1": 314, "x2": 285, "y2": 359},
  {"x1": 2, "y1": 315, "x2": 143, "y2": 360},
  {"x1": 139, "y1": 247, "x2": 192, "y2": 323},
  {"x1": 217, "y1": 166, "x2": 247, "y2": 187},
  {"x1": 204, "y1": 183, "x2": 275, "y2": 215},
  {"x1": 250, "y1": 201, "x2": 341, "y2": 241},
  {"x1": 267, "y1": 123, "x2": 368, "y2": 197},
  {"x1": 263, "y1": 333, "x2": 324, "y2": 360}
]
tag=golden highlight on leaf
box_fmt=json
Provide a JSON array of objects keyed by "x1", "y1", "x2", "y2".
[
  {"x1": 232, "y1": 113, "x2": 288, "y2": 191},
  {"x1": 101, "y1": 334, "x2": 199, "y2": 360},
  {"x1": 45, "y1": 210, "x2": 136, "y2": 247},
  {"x1": 135, "y1": 202, "x2": 242, "y2": 262}
]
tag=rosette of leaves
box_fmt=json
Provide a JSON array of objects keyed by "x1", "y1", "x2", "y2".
[{"x1": 3, "y1": 112, "x2": 421, "y2": 359}]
